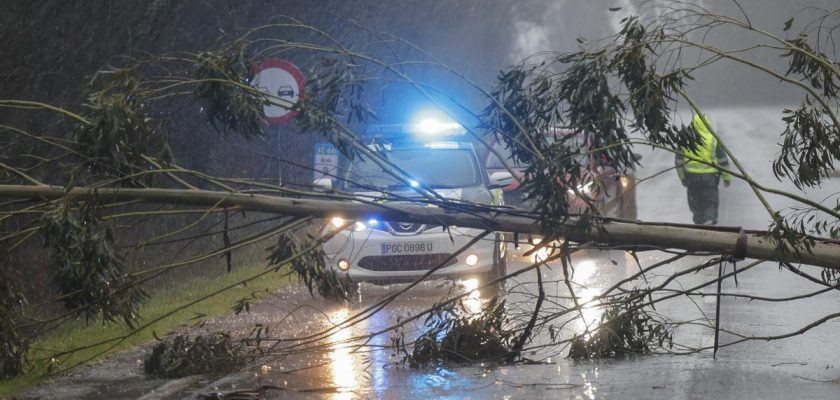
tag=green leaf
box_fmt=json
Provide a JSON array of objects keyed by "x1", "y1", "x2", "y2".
[{"x1": 783, "y1": 17, "x2": 794, "y2": 31}]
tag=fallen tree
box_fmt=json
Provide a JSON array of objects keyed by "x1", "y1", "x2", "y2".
[
  {"x1": 1, "y1": 2, "x2": 840, "y2": 392},
  {"x1": 3, "y1": 184, "x2": 839, "y2": 268}
]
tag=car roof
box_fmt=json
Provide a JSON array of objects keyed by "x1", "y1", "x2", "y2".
[{"x1": 361, "y1": 124, "x2": 471, "y2": 145}]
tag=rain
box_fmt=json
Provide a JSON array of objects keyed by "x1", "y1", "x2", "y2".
[{"x1": 2, "y1": 1, "x2": 840, "y2": 399}]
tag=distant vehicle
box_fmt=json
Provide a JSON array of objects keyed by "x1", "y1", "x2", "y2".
[
  {"x1": 277, "y1": 85, "x2": 295, "y2": 97},
  {"x1": 484, "y1": 130, "x2": 637, "y2": 220},
  {"x1": 315, "y1": 118, "x2": 512, "y2": 295}
]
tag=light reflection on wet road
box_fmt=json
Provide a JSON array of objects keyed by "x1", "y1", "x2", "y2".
[
  {"x1": 327, "y1": 308, "x2": 358, "y2": 400},
  {"x1": 186, "y1": 246, "x2": 839, "y2": 400}
]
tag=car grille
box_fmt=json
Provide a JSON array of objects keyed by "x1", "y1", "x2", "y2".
[
  {"x1": 372, "y1": 222, "x2": 444, "y2": 235},
  {"x1": 357, "y1": 253, "x2": 457, "y2": 272},
  {"x1": 385, "y1": 221, "x2": 424, "y2": 234}
]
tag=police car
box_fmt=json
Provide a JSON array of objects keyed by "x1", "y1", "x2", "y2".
[{"x1": 316, "y1": 118, "x2": 512, "y2": 294}]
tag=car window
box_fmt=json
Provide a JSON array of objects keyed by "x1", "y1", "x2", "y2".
[
  {"x1": 485, "y1": 134, "x2": 591, "y2": 169},
  {"x1": 346, "y1": 148, "x2": 481, "y2": 190},
  {"x1": 485, "y1": 143, "x2": 525, "y2": 169}
]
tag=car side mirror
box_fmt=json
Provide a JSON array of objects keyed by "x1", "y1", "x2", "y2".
[
  {"x1": 488, "y1": 171, "x2": 514, "y2": 189},
  {"x1": 313, "y1": 177, "x2": 333, "y2": 191}
]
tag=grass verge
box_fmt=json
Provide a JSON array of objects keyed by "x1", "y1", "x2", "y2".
[{"x1": 0, "y1": 262, "x2": 294, "y2": 397}]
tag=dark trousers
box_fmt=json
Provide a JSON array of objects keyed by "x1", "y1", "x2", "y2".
[{"x1": 684, "y1": 173, "x2": 719, "y2": 224}]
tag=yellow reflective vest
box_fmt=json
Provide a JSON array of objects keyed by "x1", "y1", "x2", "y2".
[{"x1": 675, "y1": 114, "x2": 731, "y2": 181}]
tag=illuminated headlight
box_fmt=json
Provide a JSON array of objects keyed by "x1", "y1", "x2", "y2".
[
  {"x1": 465, "y1": 254, "x2": 479, "y2": 266},
  {"x1": 337, "y1": 259, "x2": 350, "y2": 271},
  {"x1": 330, "y1": 217, "x2": 367, "y2": 231},
  {"x1": 568, "y1": 181, "x2": 595, "y2": 195}
]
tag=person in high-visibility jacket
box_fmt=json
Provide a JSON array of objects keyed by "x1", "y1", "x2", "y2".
[{"x1": 675, "y1": 114, "x2": 731, "y2": 225}]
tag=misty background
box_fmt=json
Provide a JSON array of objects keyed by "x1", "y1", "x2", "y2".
[{"x1": 400, "y1": 0, "x2": 838, "y2": 109}]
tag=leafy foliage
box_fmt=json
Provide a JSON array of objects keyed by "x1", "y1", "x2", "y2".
[
  {"x1": 74, "y1": 72, "x2": 171, "y2": 186},
  {"x1": 0, "y1": 281, "x2": 27, "y2": 379},
  {"x1": 482, "y1": 66, "x2": 591, "y2": 234},
  {"x1": 766, "y1": 211, "x2": 816, "y2": 258},
  {"x1": 409, "y1": 298, "x2": 513, "y2": 365},
  {"x1": 39, "y1": 201, "x2": 147, "y2": 327},
  {"x1": 752, "y1": 20, "x2": 840, "y2": 190},
  {"x1": 782, "y1": 35, "x2": 839, "y2": 99},
  {"x1": 480, "y1": 16, "x2": 700, "y2": 238},
  {"x1": 267, "y1": 228, "x2": 354, "y2": 300},
  {"x1": 611, "y1": 17, "x2": 697, "y2": 150},
  {"x1": 144, "y1": 332, "x2": 246, "y2": 378},
  {"x1": 568, "y1": 294, "x2": 673, "y2": 360},
  {"x1": 193, "y1": 40, "x2": 266, "y2": 139},
  {"x1": 480, "y1": 6, "x2": 840, "y2": 247},
  {"x1": 774, "y1": 103, "x2": 840, "y2": 189},
  {"x1": 295, "y1": 58, "x2": 375, "y2": 160}
]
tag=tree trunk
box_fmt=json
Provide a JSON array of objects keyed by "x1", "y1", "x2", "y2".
[{"x1": 4, "y1": 184, "x2": 839, "y2": 269}]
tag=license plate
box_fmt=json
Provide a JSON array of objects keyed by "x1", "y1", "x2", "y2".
[{"x1": 381, "y1": 242, "x2": 434, "y2": 255}]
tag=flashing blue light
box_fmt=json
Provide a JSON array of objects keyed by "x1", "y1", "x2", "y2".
[
  {"x1": 427, "y1": 141, "x2": 460, "y2": 149},
  {"x1": 367, "y1": 218, "x2": 379, "y2": 226},
  {"x1": 409, "y1": 180, "x2": 420, "y2": 188},
  {"x1": 410, "y1": 118, "x2": 466, "y2": 136}
]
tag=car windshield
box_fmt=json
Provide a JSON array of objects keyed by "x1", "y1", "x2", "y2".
[
  {"x1": 346, "y1": 147, "x2": 481, "y2": 190},
  {"x1": 486, "y1": 143, "x2": 526, "y2": 169}
]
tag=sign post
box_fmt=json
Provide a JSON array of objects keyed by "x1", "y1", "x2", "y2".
[{"x1": 252, "y1": 59, "x2": 306, "y2": 186}]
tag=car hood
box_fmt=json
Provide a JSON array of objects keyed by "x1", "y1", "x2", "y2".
[{"x1": 352, "y1": 185, "x2": 492, "y2": 205}]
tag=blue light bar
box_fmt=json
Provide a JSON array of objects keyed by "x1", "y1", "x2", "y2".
[
  {"x1": 360, "y1": 118, "x2": 466, "y2": 144},
  {"x1": 410, "y1": 118, "x2": 466, "y2": 136}
]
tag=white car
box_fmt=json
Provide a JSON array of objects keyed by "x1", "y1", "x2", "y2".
[{"x1": 318, "y1": 122, "x2": 512, "y2": 294}]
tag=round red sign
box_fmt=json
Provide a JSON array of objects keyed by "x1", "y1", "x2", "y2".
[{"x1": 252, "y1": 59, "x2": 306, "y2": 125}]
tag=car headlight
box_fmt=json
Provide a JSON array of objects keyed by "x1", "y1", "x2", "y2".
[
  {"x1": 330, "y1": 217, "x2": 367, "y2": 232},
  {"x1": 465, "y1": 254, "x2": 479, "y2": 266},
  {"x1": 330, "y1": 217, "x2": 346, "y2": 228},
  {"x1": 337, "y1": 259, "x2": 350, "y2": 271}
]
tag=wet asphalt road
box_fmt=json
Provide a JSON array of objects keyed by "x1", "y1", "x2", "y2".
[
  {"x1": 21, "y1": 107, "x2": 840, "y2": 399},
  {"x1": 170, "y1": 252, "x2": 840, "y2": 400},
  {"x1": 23, "y1": 250, "x2": 840, "y2": 399}
]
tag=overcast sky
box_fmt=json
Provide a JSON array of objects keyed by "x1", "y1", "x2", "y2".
[{"x1": 392, "y1": 0, "x2": 839, "y2": 109}]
